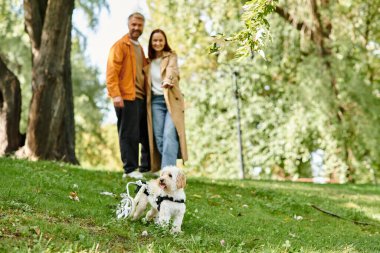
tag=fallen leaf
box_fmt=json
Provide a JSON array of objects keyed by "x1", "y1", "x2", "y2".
[
  {"x1": 69, "y1": 192, "x2": 80, "y2": 201},
  {"x1": 33, "y1": 227, "x2": 40, "y2": 235}
]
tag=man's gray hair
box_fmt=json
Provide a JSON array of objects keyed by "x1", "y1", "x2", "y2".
[{"x1": 128, "y1": 12, "x2": 145, "y2": 22}]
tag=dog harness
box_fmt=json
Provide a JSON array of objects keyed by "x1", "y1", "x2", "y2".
[
  {"x1": 156, "y1": 196, "x2": 185, "y2": 211},
  {"x1": 135, "y1": 181, "x2": 150, "y2": 196},
  {"x1": 135, "y1": 182, "x2": 185, "y2": 211}
]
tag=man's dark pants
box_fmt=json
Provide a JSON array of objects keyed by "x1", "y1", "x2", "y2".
[{"x1": 115, "y1": 99, "x2": 150, "y2": 173}]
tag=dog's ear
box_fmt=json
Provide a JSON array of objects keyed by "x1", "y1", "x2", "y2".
[{"x1": 176, "y1": 171, "x2": 187, "y2": 189}]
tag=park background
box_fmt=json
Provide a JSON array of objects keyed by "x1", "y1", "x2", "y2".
[
  {"x1": 1, "y1": 0, "x2": 379, "y2": 183},
  {"x1": 1, "y1": 1, "x2": 380, "y2": 252}
]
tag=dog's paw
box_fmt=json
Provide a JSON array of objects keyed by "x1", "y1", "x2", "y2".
[{"x1": 170, "y1": 227, "x2": 182, "y2": 234}]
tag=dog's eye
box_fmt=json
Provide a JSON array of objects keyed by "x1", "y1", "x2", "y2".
[{"x1": 169, "y1": 174, "x2": 172, "y2": 178}]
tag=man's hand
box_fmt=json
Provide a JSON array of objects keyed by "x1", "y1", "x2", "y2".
[{"x1": 113, "y1": 96, "x2": 124, "y2": 108}]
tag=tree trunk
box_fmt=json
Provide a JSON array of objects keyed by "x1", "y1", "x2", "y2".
[
  {"x1": 57, "y1": 18, "x2": 77, "y2": 163},
  {"x1": 18, "y1": 0, "x2": 78, "y2": 163},
  {"x1": 0, "y1": 57, "x2": 23, "y2": 155}
]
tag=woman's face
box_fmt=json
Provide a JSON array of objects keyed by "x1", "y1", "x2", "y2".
[{"x1": 151, "y1": 32, "x2": 166, "y2": 53}]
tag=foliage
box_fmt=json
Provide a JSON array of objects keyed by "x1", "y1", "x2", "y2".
[
  {"x1": 75, "y1": 0, "x2": 108, "y2": 29},
  {"x1": 71, "y1": 0, "x2": 114, "y2": 168},
  {"x1": 70, "y1": 38, "x2": 120, "y2": 170},
  {"x1": 73, "y1": 0, "x2": 109, "y2": 48},
  {"x1": 76, "y1": 123, "x2": 122, "y2": 171},
  {"x1": 210, "y1": 0, "x2": 278, "y2": 59},
  {"x1": 146, "y1": 0, "x2": 380, "y2": 183},
  {"x1": 1, "y1": 157, "x2": 380, "y2": 252}
]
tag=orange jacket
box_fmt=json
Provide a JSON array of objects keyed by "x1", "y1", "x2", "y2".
[{"x1": 106, "y1": 34, "x2": 147, "y2": 100}]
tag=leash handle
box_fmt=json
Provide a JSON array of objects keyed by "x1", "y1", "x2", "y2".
[
  {"x1": 126, "y1": 182, "x2": 136, "y2": 198},
  {"x1": 126, "y1": 180, "x2": 145, "y2": 198}
]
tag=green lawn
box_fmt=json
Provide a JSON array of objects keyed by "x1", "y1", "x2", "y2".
[{"x1": 0, "y1": 157, "x2": 379, "y2": 252}]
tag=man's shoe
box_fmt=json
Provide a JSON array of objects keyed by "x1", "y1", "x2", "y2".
[
  {"x1": 122, "y1": 171, "x2": 143, "y2": 179},
  {"x1": 139, "y1": 167, "x2": 151, "y2": 173}
]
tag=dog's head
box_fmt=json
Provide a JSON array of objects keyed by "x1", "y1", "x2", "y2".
[{"x1": 158, "y1": 166, "x2": 186, "y2": 193}]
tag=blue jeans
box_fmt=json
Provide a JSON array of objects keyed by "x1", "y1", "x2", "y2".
[{"x1": 152, "y1": 95, "x2": 179, "y2": 168}]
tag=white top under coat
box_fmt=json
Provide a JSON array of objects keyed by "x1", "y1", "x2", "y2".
[{"x1": 151, "y1": 58, "x2": 163, "y2": 95}]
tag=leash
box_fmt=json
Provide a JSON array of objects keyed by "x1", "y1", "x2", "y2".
[
  {"x1": 116, "y1": 180, "x2": 186, "y2": 218},
  {"x1": 116, "y1": 180, "x2": 145, "y2": 219}
]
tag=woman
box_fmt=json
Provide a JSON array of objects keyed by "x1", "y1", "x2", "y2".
[{"x1": 145, "y1": 29, "x2": 188, "y2": 172}]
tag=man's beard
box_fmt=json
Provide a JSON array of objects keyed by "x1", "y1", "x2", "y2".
[{"x1": 131, "y1": 30, "x2": 142, "y2": 39}]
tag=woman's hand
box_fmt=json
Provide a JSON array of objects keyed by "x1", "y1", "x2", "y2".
[{"x1": 161, "y1": 83, "x2": 174, "y2": 89}]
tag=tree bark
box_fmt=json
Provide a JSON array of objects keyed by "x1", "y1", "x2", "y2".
[
  {"x1": 24, "y1": 0, "x2": 48, "y2": 59},
  {"x1": 19, "y1": 0, "x2": 78, "y2": 163},
  {"x1": 57, "y1": 16, "x2": 77, "y2": 163},
  {"x1": 0, "y1": 57, "x2": 23, "y2": 155}
]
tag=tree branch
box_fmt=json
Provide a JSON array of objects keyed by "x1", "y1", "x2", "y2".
[
  {"x1": 309, "y1": 0, "x2": 326, "y2": 52},
  {"x1": 274, "y1": 6, "x2": 313, "y2": 38},
  {"x1": 274, "y1": 4, "x2": 331, "y2": 48},
  {"x1": 311, "y1": 204, "x2": 379, "y2": 227}
]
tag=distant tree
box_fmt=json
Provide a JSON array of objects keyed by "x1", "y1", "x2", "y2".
[
  {"x1": 0, "y1": 57, "x2": 23, "y2": 155},
  {"x1": 271, "y1": 0, "x2": 380, "y2": 182}
]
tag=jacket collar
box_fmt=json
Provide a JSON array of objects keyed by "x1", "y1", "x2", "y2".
[
  {"x1": 121, "y1": 34, "x2": 133, "y2": 45},
  {"x1": 162, "y1": 51, "x2": 171, "y2": 58}
]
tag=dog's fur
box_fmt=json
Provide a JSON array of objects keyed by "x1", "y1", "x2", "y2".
[{"x1": 131, "y1": 166, "x2": 187, "y2": 233}]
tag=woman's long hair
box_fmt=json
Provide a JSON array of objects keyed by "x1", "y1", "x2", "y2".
[{"x1": 148, "y1": 29, "x2": 172, "y2": 60}]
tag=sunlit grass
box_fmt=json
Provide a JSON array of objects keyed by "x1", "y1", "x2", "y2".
[{"x1": 1, "y1": 157, "x2": 379, "y2": 252}]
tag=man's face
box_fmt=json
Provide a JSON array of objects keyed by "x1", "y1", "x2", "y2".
[{"x1": 128, "y1": 17, "x2": 144, "y2": 40}]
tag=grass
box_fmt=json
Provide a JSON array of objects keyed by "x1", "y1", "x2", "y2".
[{"x1": 0, "y1": 157, "x2": 380, "y2": 252}]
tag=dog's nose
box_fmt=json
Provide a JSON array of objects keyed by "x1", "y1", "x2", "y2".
[{"x1": 160, "y1": 178, "x2": 164, "y2": 183}]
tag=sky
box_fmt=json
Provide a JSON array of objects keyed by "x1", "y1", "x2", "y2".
[
  {"x1": 73, "y1": 0, "x2": 149, "y2": 81},
  {"x1": 73, "y1": 0, "x2": 149, "y2": 123}
]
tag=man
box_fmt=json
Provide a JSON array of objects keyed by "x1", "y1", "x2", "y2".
[{"x1": 106, "y1": 12, "x2": 150, "y2": 179}]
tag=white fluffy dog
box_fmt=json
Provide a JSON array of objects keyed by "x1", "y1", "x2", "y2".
[{"x1": 131, "y1": 166, "x2": 187, "y2": 233}]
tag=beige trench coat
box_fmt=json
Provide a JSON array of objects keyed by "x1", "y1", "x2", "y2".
[{"x1": 144, "y1": 51, "x2": 188, "y2": 172}]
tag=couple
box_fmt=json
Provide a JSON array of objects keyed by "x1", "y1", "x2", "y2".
[{"x1": 106, "y1": 12, "x2": 188, "y2": 179}]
